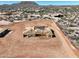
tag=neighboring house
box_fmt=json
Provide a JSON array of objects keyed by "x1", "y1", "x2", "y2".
[
  {"x1": 28, "y1": 14, "x2": 41, "y2": 19},
  {"x1": 42, "y1": 14, "x2": 51, "y2": 19}
]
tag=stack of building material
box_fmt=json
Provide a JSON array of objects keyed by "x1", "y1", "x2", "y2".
[{"x1": 0, "y1": 28, "x2": 11, "y2": 37}]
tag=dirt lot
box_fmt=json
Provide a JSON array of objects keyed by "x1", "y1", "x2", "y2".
[{"x1": 0, "y1": 19, "x2": 79, "y2": 58}]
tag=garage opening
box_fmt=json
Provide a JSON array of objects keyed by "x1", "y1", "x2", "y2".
[{"x1": 0, "y1": 29, "x2": 11, "y2": 38}]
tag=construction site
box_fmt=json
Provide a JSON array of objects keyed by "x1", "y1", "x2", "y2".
[{"x1": 0, "y1": 19, "x2": 79, "y2": 57}]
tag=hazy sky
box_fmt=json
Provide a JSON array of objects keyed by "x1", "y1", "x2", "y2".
[
  {"x1": 0, "y1": 1, "x2": 79, "y2": 5},
  {"x1": 36, "y1": 1, "x2": 79, "y2": 5}
]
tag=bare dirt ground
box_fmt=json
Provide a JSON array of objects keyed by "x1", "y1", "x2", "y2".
[{"x1": 0, "y1": 19, "x2": 79, "y2": 58}]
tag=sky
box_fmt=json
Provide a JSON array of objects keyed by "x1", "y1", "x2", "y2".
[
  {"x1": 36, "y1": 1, "x2": 79, "y2": 5},
  {"x1": 0, "y1": 1, "x2": 79, "y2": 5}
]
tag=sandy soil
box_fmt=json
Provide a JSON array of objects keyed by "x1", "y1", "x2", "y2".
[{"x1": 0, "y1": 19, "x2": 78, "y2": 58}]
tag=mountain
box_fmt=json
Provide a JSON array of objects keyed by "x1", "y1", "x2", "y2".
[
  {"x1": 0, "y1": 1, "x2": 39, "y2": 11},
  {"x1": 18, "y1": 1, "x2": 39, "y2": 6},
  {"x1": 12, "y1": 1, "x2": 39, "y2": 8}
]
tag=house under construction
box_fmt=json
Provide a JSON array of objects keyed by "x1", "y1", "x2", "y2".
[{"x1": 23, "y1": 26, "x2": 56, "y2": 38}]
